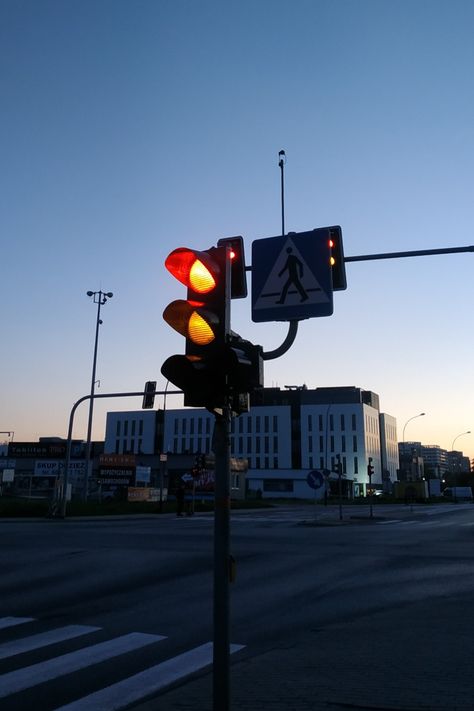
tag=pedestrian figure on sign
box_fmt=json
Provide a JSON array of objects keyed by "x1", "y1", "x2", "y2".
[
  {"x1": 176, "y1": 484, "x2": 185, "y2": 517},
  {"x1": 276, "y1": 247, "x2": 308, "y2": 304}
]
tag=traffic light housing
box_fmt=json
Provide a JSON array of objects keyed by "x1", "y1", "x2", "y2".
[
  {"x1": 161, "y1": 245, "x2": 230, "y2": 411},
  {"x1": 217, "y1": 236, "x2": 248, "y2": 299},
  {"x1": 163, "y1": 246, "x2": 229, "y2": 357},
  {"x1": 142, "y1": 380, "x2": 156, "y2": 409},
  {"x1": 367, "y1": 458, "x2": 374, "y2": 478},
  {"x1": 328, "y1": 226, "x2": 347, "y2": 291}
]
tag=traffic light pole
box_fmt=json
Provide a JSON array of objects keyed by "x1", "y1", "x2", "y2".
[
  {"x1": 212, "y1": 404, "x2": 232, "y2": 711},
  {"x1": 59, "y1": 388, "x2": 181, "y2": 518}
]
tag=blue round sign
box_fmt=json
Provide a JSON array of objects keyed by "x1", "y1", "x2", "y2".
[{"x1": 307, "y1": 470, "x2": 324, "y2": 490}]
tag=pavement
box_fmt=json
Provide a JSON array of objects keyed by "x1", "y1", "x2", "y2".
[
  {"x1": 133, "y1": 590, "x2": 474, "y2": 711},
  {"x1": 131, "y1": 503, "x2": 474, "y2": 711}
]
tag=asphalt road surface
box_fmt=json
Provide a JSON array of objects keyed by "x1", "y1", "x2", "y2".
[{"x1": 1, "y1": 502, "x2": 474, "y2": 709}]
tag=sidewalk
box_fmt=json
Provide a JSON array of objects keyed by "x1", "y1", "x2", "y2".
[{"x1": 135, "y1": 591, "x2": 474, "y2": 710}]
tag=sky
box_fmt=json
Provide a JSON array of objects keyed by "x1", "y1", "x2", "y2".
[{"x1": 1, "y1": 0, "x2": 473, "y2": 462}]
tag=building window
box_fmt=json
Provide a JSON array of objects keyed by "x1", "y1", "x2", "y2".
[
  {"x1": 247, "y1": 436, "x2": 252, "y2": 452},
  {"x1": 264, "y1": 436, "x2": 269, "y2": 454},
  {"x1": 329, "y1": 414, "x2": 334, "y2": 431},
  {"x1": 354, "y1": 456, "x2": 359, "y2": 474},
  {"x1": 239, "y1": 437, "x2": 243, "y2": 453},
  {"x1": 247, "y1": 417, "x2": 252, "y2": 433},
  {"x1": 255, "y1": 457, "x2": 261, "y2": 469},
  {"x1": 139, "y1": 420, "x2": 143, "y2": 436},
  {"x1": 174, "y1": 419, "x2": 178, "y2": 435},
  {"x1": 342, "y1": 435, "x2": 346, "y2": 453},
  {"x1": 116, "y1": 421, "x2": 121, "y2": 437},
  {"x1": 173, "y1": 438, "x2": 178, "y2": 452},
  {"x1": 273, "y1": 415, "x2": 278, "y2": 432},
  {"x1": 273, "y1": 436, "x2": 278, "y2": 453},
  {"x1": 256, "y1": 417, "x2": 261, "y2": 433},
  {"x1": 320, "y1": 456, "x2": 324, "y2": 469},
  {"x1": 264, "y1": 416, "x2": 269, "y2": 433},
  {"x1": 308, "y1": 436, "x2": 313, "y2": 453},
  {"x1": 182, "y1": 419, "x2": 187, "y2": 434},
  {"x1": 352, "y1": 414, "x2": 357, "y2": 430},
  {"x1": 190, "y1": 419, "x2": 194, "y2": 434},
  {"x1": 198, "y1": 418, "x2": 202, "y2": 434},
  {"x1": 319, "y1": 435, "x2": 324, "y2": 452},
  {"x1": 308, "y1": 415, "x2": 312, "y2": 432},
  {"x1": 206, "y1": 419, "x2": 210, "y2": 434},
  {"x1": 343, "y1": 456, "x2": 347, "y2": 474},
  {"x1": 256, "y1": 439, "x2": 261, "y2": 454},
  {"x1": 341, "y1": 414, "x2": 345, "y2": 431},
  {"x1": 124, "y1": 421, "x2": 128, "y2": 437},
  {"x1": 131, "y1": 420, "x2": 136, "y2": 436},
  {"x1": 319, "y1": 415, "x2": 323, "y2": 432},
  {"x1": 130, "y1": 439, "x2": 135, "y2": 452},
  {"x1": 330, "y1": 435, "x2": 335, "y2": 452},
  {"x1": 115, "y1": 440, "x2": 120, "y2": 454},
  {"x1": 138, "y1": 439, "x2": 143, "y2": 453},
  {"x1": 273, "y1": 457, "x2": 278, "y2": 468}
]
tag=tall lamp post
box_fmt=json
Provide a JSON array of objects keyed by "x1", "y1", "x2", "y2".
[
  {"x1": 402, "y1": 412, "x2": 426, "y2": 442},
  {"x1": 84, "y1": 290, "x2": 113, "y2": 501},
  {"x1": 401, "y1": 412, "x2": 425, "y2": 485},
  {"x1": 450, "y1": 431, "x2": 471, "y2": 493}
]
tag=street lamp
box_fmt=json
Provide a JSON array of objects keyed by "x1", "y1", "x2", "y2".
[
  {"x1": 84, "y1": 290, "x2": 113, "y2": 500},
  {"x1": 402, "y1": 412, "x2": 426, "y2": 442},
  {"x1": 451, "y1": 431, "x2": 471, "y2": 452},
  {"x1": 449, "y1": 431, "x2": 471, "y2": 498}
]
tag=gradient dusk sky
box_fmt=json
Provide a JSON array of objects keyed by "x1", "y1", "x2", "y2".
[{"x1": 1, "y1": 0, "x2": 473, "y2": 461}]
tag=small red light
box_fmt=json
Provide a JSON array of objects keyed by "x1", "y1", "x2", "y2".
[{"x1": 329, "y1": 239, "x2": 334, "y2": 248}]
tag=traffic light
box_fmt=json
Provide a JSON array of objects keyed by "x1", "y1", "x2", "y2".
[
  {"x1": 334, "y1": 455, "x2": 343, "y2": 475},
  {"x1": 142, "y1": 380, "x2": 156, "y2": 409},
  {"x1": 367, "y1": 458, "x2": 374, "y2": 478},
  {"x1": 161, "y1": 245, "x2": 230, "y2": 410},
  {"x1": 328, "y1": 226, "x2": 347, "y2": 291},
  {"x1": 217, "y1": 236, "x2": 248, "y2": 298}
]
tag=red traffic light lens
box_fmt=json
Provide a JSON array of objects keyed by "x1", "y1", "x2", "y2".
[{"x1": 165, "y1": 248, "x2": 219, "y2": 294}]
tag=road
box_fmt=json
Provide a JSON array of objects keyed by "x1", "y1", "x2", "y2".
[{"x1": 1, "y1": 503, "x2": 474, "y2": 710}]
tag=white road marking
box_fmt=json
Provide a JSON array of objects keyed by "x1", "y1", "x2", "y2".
[
  {"x1": 0, "y1": 624, "x2": 101, "y2": 660},
  {"x1": 0, "y1": 616, "x2": 35, "y2": 630},
  {"x1": 53, "y1": 642, "x2": 245, "y2": 711},
  {"x1": 0, "y1": 632, "x2": 166, "y2": 698}
]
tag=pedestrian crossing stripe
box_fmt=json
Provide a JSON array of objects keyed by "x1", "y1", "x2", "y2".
[
  {"x1": 0, "y1": 617, "x2": 245, "y2": 710},
  {"x1": 0, "y1": 624, "x2": 101, "y2": 660},
  {"x1": 0, "y1": 616, "x2": 35, "y2": 630},
  {"x1": 0, "y1": 632, "x2": 165, "y2": 698},
  {"x1": 53, "y1": 642, "x2": 245, "y2": 711}
]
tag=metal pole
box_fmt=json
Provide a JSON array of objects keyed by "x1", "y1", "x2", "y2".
[
  {"x1": 213, "y1": 405, "x2": 231, "y2": 711},
  {"x1": 278, "y1": 149, "x2": 285, "y2": 236},
  {"x1": 60, "y1": 389, "x2": 181, "y2": 518},
  {"x1": 84, "y1": 293, "x2": 105, "y2": 501}
]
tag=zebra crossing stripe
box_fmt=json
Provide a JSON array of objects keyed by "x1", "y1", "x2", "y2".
[
  {"x1": 0, "y1": 624, "x2": 101, "y2": 660},
  {"x1": 0, "y1": 632, "x2": 166, "y2": 699},
  {"x1": 53, "y1": 642, "x2": 245, "y2": 711},
  {"x1": 0, "y1": 617, "x2": 35, "y2": 630}
]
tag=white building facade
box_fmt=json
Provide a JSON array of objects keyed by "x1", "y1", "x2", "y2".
[{"x1": 104, "y1": 386, "x2": 399, "y2": 500}]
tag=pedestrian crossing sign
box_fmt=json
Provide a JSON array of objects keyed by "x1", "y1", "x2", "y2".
[{"x1": 251, "y1": 228, "x2": 334, "y2": 322}]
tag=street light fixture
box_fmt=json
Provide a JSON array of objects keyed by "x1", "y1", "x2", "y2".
[
  {"x1": 451, "y1": 431, "x2": 471, "y2": 451},
  {"x1": 84, "y1": 290, "x2": 113, "y2": 500},
  {"x1": 449, "y1": 431, "x2": 471, "y2": 497},
  {"x1": 402, "y1": 412, "x2": 426, "y2": 442}
]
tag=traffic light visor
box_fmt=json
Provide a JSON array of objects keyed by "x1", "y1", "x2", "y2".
[
  {"x1": 165, "y1": 248, "x2": 218, "y2": 294},
  {"x1": 163, "y1": 300, "x2": 217, "y2": 346}
]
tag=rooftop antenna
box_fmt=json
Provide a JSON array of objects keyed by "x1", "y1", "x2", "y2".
[{"x1": 278, "y1": 149, "x2": 286, "y2": 236}]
